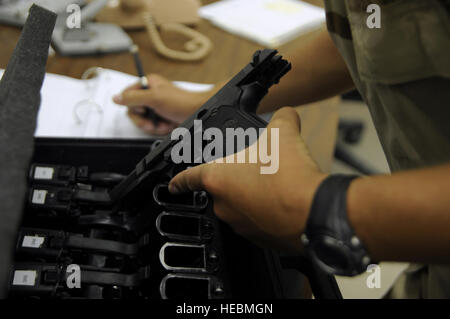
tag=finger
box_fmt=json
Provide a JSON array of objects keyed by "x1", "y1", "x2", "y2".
[
  {"x1": 214, "y1": 199, "x2": 261, "y2": 235},
  {"x1": 129, "y1": 106, "x2": 171, "y2": 124},
  {"x1": 127, "y1": 109, "x2": 146, "y2": 127},
  {"x1": 144, "y1": 120, "x2": 177, "y2": 136},
  {"x1": 169, "y1": 164, "x2": 210, "y2": 194},
  {"x1": 119, "y1": 74, "x2": 162, "y2": 93},
  {"x1": 269, "y1": 107, "x2": 318, "y2": 171},
  {"x1": 122, "y1": 82, "x2": 142, "y2": 93},
  {"x1": 266, "y1": 107, "x2": 305, "y2": 160},
  {"x1": 213, "y1": 198, "x2": 241, "y2": 224},
  {"x1": 127, "y1": 109, "x2": 176, "y2": 135},
  {"x1": 113, "y1": 82, "x2": 141, "y2": 104},
  {"x1": 217, "y1": 193, "x2": 301, "y2": 252},
  {"x1": 214, "y1": 198, "x2": 279, "y2": 248},
  {"x1": 114, "y1": 89, "x2": 159, "y2": 107},
  {"x1": 267, "y1": 107, "x2": 301, "y2": 135},
  {"x1": 129, "y1": 106, "x2": 163, "y2": 122}
]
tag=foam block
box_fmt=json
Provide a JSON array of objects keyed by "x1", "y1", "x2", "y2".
[{"x1": 0, "y1": 4, "x2": 56, "y2": 297}]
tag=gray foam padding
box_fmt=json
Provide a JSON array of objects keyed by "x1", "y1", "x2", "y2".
[{"x1": 0, "y1": 4, "x2": 56, "y2": 297}]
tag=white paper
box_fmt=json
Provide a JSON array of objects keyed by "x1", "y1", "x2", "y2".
[
  {"x1": 199, "y1": 0, "x2": 325, "y2": 47},
  {"x1": 0, "y1": 68, "x2": 213, "y2": 139}
]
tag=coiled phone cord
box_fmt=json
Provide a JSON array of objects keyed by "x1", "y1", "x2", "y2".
[{"x1": 142, "y1": 13, "x2": 213, "y2": 62}]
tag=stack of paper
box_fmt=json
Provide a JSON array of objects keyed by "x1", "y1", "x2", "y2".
[
  {"x1": 0, "y1": 68, "x2": 213, "y2": 139},
  {"x1": 199, "y1": 0, "x2": 325, "y2": 47}
]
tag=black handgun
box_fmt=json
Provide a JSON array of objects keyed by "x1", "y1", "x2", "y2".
[{"x1": 110, "y1": 49, "x2": 291, "y2": 207}]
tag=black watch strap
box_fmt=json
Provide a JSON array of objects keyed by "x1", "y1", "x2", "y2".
[{"x1": 302, "y1": 174, "x2": 372, "y2": 276}]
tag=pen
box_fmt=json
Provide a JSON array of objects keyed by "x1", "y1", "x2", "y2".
[{"x1": 130, "y1": 44, "x2": 162, "y2": 126}]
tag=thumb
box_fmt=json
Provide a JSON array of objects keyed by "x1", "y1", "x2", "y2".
[
  {"x1": 267, "y1": 107, "x2": 301, "y2": 136},
  {"x1": 169, "y1": 164, "x2": 210, "y2": 194},
  {"x1": 270, "y1": 107, "x2": 319, "y2": 171}
]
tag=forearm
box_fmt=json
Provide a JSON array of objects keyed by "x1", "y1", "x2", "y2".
[
  {"x1": 257, "y1": 28, "x2": 354, "y2": 113},
  {"x1": 347, "y1": 164, "x2": 450, "y2": 264}
]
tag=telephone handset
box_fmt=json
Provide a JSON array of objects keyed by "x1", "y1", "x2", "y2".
[{"x1": 95, "y1": 0, "x2": 212, "y2": 61}]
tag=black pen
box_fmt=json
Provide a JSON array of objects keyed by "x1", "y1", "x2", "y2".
[{"x1": 130, "y1": 44, "x2": 162, "y2": 125}]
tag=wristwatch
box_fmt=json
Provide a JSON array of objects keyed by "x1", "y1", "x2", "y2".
[{"x1": 301, "y1": 174, "x2": 373, "y2": 276}]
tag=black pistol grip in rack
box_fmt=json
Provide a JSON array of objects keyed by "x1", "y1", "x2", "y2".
[
  {"x1": 9, "y1": 262, "x2": 151, "y2": 297},
  {"x1": 16, "y1": 228, "x2": 148, "y2": 258}
]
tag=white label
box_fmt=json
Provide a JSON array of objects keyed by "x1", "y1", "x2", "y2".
[
  {"x1": 22, "y1": 236, "x2": 45, "y2": 248},
  {"x1": 34, "y1": 167, "x2": 54, "y2": 180},
  {"x1": 12, "y1": 270, "x2": 37, "y2": 286},
  {"x1": 31, "y1": 190, "x2": 47, "y2": 205}
]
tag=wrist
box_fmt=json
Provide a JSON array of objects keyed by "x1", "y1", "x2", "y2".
[
  {"x1": 346, "y1": 176, "x2": 377, "y2": 261},
  {"x1": 297, "y1": 172, "x2": 329, "y2": 233},
  {"x1": 302, "y1": 174, "x2": 373, "y2": 276},
  {"x1": 291, "y1": 172, "x2": 329, "y2": 254},
  {"x1": 281, "y1": 172, "x2": 328, "y2": 246}
]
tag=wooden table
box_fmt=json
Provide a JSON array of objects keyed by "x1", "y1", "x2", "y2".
[{"x1": 0, "y1": 0, "x2": 324, "y2": 83}]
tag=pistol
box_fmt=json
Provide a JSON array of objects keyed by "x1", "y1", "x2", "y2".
[{"x1": 110, "y1": 49, "x2": 291, "y2": 207}]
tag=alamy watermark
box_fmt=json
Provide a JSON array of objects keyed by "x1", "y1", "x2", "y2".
[
  {"x1": 170, "y1": 120, "x2": 280, "y2": 175},
  {"x1": 66, "y1": 264, "x2": 81, "y2": 288},
  {"x1": 66, "y1": 4, "x2": 81, "y2": 29},
  {"x1": 63, "y1": 263, "x2": 382, "y2": 290},
  {"x1": 366, "y1": 264, "x2": 381, "y2": 289},
  {"x1": 366, "y1": 4, "x2": 381, "y2": 29}
]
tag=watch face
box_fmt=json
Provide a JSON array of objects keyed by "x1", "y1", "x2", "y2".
[
  {"x1": 314, "y1": 241, "x2": 349, "y2": 270},
  {"x1": 307, "y1": 236, "x2": 353, "y2": 276}
]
